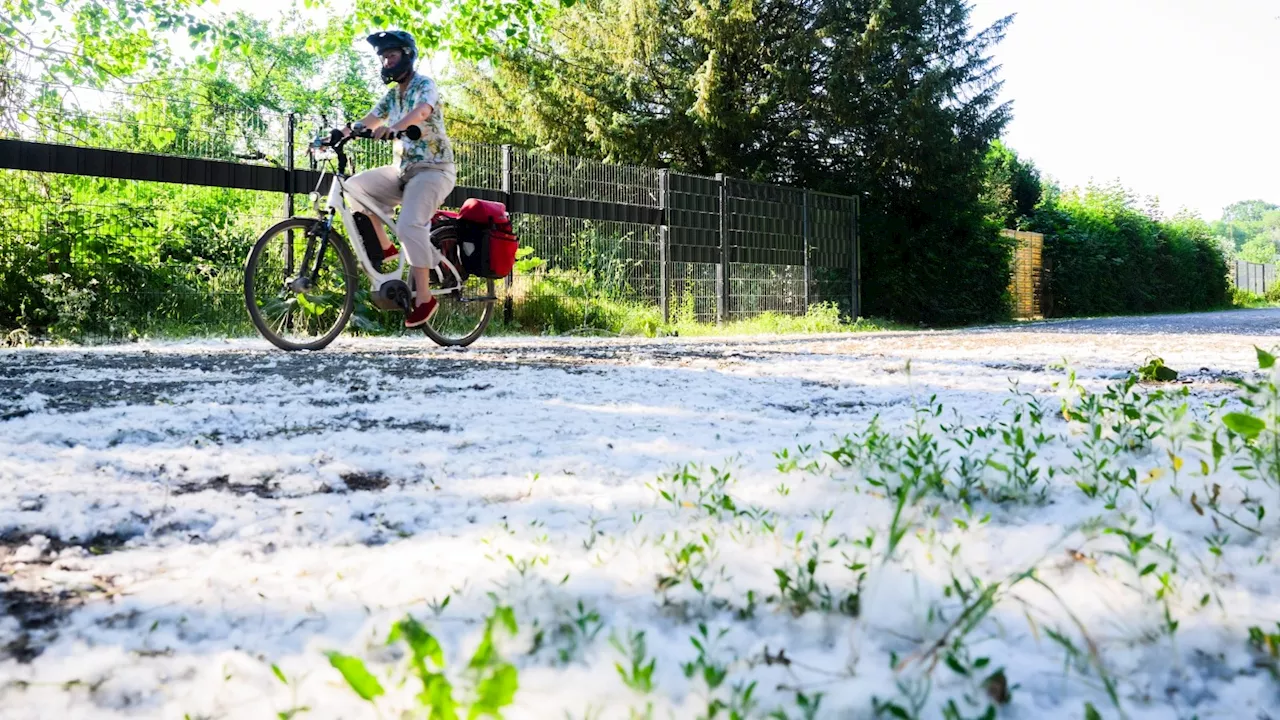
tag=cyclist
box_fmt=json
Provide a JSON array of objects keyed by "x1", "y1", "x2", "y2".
[{"x1": 343, "y1": 30, "x2": 456, "y2": 327}]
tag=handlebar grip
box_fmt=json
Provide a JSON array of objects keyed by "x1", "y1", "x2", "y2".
[{"x1": 331, "y1": 124, "x2": 419, "y2": 144}]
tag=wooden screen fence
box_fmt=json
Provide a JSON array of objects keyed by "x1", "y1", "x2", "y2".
[{"x1": 1002, "y1": 229, "x2": 1045, "y2": 320}]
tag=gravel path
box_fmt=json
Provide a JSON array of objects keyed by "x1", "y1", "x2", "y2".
[
  {"x1": 1001, "y1": 307, "x2": 1280, "y2": 336},
  {"x1": 2, "y1": 310, "x2": 1279, "y2": 719}
]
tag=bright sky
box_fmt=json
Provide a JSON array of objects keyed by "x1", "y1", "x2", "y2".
[
  {"x1": 211, "y1": 0, "x2": 1279, "y2": 221},
  {"x1": 970, "y1": 0, "x2": 1280, "y2": 220}
]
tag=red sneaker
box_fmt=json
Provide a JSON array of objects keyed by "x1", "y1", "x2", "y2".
[{"x1": 404, "y1": 296, "x2": 439, "y2": 328}]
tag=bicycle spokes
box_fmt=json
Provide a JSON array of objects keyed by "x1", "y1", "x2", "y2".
[
  {"x1": 420, "y1": 274, "x2": 496, "y2": 346},
  {"x1": 245, "y1": 219, "x2": 355, "y2": 351}
]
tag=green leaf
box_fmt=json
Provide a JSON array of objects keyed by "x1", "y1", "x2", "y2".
[
  {"x1": 494, "y1": 606, "x2": 518, "y2": 635},
  {"x1": 944, "y1": 653, "x2": 969, "y2": 676},
  {"x1": 1257, "y1": 346, "x2": 1276, "y2": 369},
  {"x1": 271, "y1": 664, "x2": 287, "y2": 685},
  {"x1": 420, "y1": 673, "x2": 459, "y2": 720},
  {"x1": 881, "y1": 703, "x2": 912, "y2": 720},
  {"x1": 470, "y1": 663, "x2": 519, "y2": 718},
  {"x1": 391, "y1": 617, "x2": 445, "y2": 669},
  {"x1": 1223, "y1": 412, "x2": 1266, "y2": 440},
  {"x1": 1084, "y1": 702, "x2": 1103, "y2": 720},
  {"x1": 325, "y1": 652, "x2": 384, "y2": 702},
  {"x1": 296, "y1": 292, "x2": 323, "y2": 316}
]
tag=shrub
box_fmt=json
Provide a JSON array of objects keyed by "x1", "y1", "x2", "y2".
[{"x1": 1031, "y1": 182, "x2": 1230, "y2": 317}]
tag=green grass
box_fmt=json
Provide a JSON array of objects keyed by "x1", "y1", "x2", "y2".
[
  {"x1": 668, "y1": 305, "x2": 904, "y2": 337},
  {"x1": 492, "y1": 272, "x2": 905, "y2": 338},
  {"x1": 493, "y1": 294, "x2": 903, "y2": 339},
  {"x1": 4, "y1": 268, "x2": 903, "y2": 345},
  {"x1": 1232, "y1": 288, "x2": 1280, "y2": 309},
  {"x1": 318, "y1": 349, "x2": 1280, "y2": 718}
]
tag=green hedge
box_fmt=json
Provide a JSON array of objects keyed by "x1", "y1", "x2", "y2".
[
  {"x1": 1029, "y1": 184, "x2": 1230, "y2": 317},
  {"x1": 0, "y1": 171, "x2": 278, "y2": 338}
]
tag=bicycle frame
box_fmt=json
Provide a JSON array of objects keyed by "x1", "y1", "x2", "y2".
[{"x1": 313, "y1": 167, "x2": 464, "y2": 300}]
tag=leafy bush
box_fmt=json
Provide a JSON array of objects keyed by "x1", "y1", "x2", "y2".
[
  {"x1": 0, "y1": 171, "x2": 273, "y2": 339},
  {"x1": 1234, "y1": 288, "x2": 1268, "y2": 307},
  {"x1": 1030, "y1": 182, "x2": 1230, "y2": 317}
]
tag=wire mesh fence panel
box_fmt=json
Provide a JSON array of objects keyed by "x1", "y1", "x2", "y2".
[
  {"x1": 505, "y1": 214, "x2": 662, "y2": 333},
  {"x1": 0, "y1": 170, "x2": 286, "y2": 335},
  {"x1": 453, "y1": 141, "x2": 504, "y2": 191},
  {"x1": 728, "y1": 263, "x2": 807, "y2": 318},
  {"x1": 1, "y1": 74, "x2": 290, "y2": 166},
  {"x1": 807, "y1": 191, "x2": 858, "y2": 316},
  {"x1": 1232, "y1": 260, "x2": 1277, "y2": 296},
  {"x1": 512, "y1": 148, "x2": 660, "y2": 207},
  {"x1": 667, "y1": 171, "x2": 721, "y2": 266},
  {"x1": 811, "y1": 267, "x2": 855, "y2": 318},
  {"x1": 807, "y1": 190, "x2": 857, "y2": 268},
  {"x1": 724, "y1": 178, "x2": 806, "y2": 267},
  {"x1": 667, "y1": 262, "x2": 719, "y2": 324},
  {"x1": 722, "y1": 178, "x2": 807, "y2": 318}
]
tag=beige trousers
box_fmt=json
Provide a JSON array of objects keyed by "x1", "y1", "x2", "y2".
[{"x1": 345, "y1": 163, "x2": 457, "y2": 268}]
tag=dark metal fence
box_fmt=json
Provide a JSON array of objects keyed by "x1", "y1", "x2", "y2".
[
  {"x1": 1231, "y1": 260, "x2": 1276, "y2": 297},
  {"x1": 0, "y1": 75, "x2": 859, "y2": 335}
]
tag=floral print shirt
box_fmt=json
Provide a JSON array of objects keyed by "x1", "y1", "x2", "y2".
[{"x1": 372, "y1": 73, "x2": 455, "y2": 172}]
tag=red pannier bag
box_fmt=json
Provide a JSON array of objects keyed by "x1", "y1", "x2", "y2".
[{"x1": 455, "y1": 198, "x2": 519, "y2": 279}]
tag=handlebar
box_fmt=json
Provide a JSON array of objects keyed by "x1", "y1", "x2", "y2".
[
  {"x1": 323, "y1": 124, "x2": 422, "y2": 148},
  {"x1": 308, "y1": 124, "x2": 422, "y2": 176}
]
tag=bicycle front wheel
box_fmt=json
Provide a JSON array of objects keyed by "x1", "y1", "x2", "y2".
[
  {"x1": 420, "y1": 275, "x2": 496, "y2": 347},
  {"x1": 244, "y1": 218, "x2": 357, "y2": 352}
]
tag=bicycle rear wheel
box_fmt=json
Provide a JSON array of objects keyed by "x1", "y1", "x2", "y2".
[
  {"x1": 244, "y1": 218, "x2": 357, "y2": 352},
  {"x1": 419, "y1": 274, "x2": 496, "y2": 347}
]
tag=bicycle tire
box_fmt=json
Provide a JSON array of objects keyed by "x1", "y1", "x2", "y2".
[
  {"x1": 419, "y1": 276, "x2": 496, "y2": 347},
  {"x1": 244, "y1": 217, "x2": 357, "y2": 352}
]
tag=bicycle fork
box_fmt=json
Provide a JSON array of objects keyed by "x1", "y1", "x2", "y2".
[{"x1": 288, "y1": 216, "x2": 334, "y2": 292}]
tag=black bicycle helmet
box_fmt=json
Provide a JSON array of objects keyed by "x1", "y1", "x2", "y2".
[{"x1": 367, "y1": 30, "x2": 417, "y2": 84}]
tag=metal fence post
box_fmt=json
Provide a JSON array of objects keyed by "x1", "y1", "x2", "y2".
[
  {"x1": 659, "y1": 169, "x2": 670, "y2": 323},
  {"x1": 717, "y1": 173, "x2": 728, "y2": 323},
  {"x1": 501, "y1": 145, "x2": 513, "y2": 200},
  {"x1": 501, "y1": 144, "x2": 515, "y2": 325},
  {"x1": 852, "y1": 195, "x2": 862, "y2": 320},
  {"x1": 284, "y1": 112, "x2": 295, "y2": 218},
  {"x1": 284, "y1": 112, "x2": 296, "y2": 272},
  {"x1": 802, "y1": 190, "x2": 811, "y2": 313}
]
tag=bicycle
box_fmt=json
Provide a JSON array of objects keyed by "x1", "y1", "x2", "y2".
[{"x1": 243, "y1": 124, "x2": 499, "y2": 352}]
